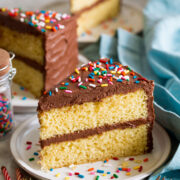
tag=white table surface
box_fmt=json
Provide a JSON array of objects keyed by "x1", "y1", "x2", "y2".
[{"x1": 0, "y1": 0, "x2": 147, "y2": 179}]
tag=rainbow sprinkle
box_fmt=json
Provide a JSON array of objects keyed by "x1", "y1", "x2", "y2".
[
  {"x1": 49, "y1": 91, "x2": 52, "y2": 96},
  {"x1": 69, "y1": 172, "x2": 73, "y2": 176},
  {"x1": 135, "y1": 80, "x2": 140, "y2": 84},
  {"x1": 55, "y1": 173, "x2": 61, "y2": 177},
  {"x1": 78, "y1": 174, "x2": 84, "y2": 178},
  {"x1": 97, "y1": 169, "x2": 104, "y2": 173},
  {"x1": 126, "y1": 172, "x2": 131, "y2": 176},
  {"x1": 34, "y1": 152, "x2": 39, "y2": 156},
  {"x1": 113, "y1": 174, "x2": 119, "y2": 178},
  {"x1": 143, "y1": 158, "x2": 149, "y2": 162},
  {"x1": 46, "y1": 58, "x2": 147, "y2": 111},
  {"x1": 88, "y1": 168, "x2": 94, "y2": 171},
  {"x1": 27, "y1": 143, "x2": 149, "y2": 179},
  {"x1": 60, "y1": 87, "x2": 67, "y2": 90},
  {"x1": 26, "y1": 141, "x2": 32, "y2": 145},
  {"x1": 0, "y1": 8, "x2": 71, "y2": 32},
  {"x1": 29, "y1": 158, "x2": 34, "y2": 161},
  {"x1": 96, "y1": 176, "x2": 100, "y2": 180},
  {"x1": 79, "y1": 85, "x2": 87, "y2": 89},
  {"x1": 65, "y1": 90, "x2": 72, "y2": 93},
  {"x1": 26, "y1": 145, "x2": 31, "y2": 150},
  {"x1": 0, "y1": 95, "x2": 13, "y2": 137}
]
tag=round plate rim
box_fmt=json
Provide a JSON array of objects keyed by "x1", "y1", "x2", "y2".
[{"x1": 10, "y1": 116, "x2": 171, "y2": 180}]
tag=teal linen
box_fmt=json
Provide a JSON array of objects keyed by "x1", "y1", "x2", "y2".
[{"x1": 82, "y1": 0, "x2": 180, "y2": 179}]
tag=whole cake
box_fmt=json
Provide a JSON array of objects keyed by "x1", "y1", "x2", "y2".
[
  {"x1": 70, "y1": 0, "x2": 120, "y2": 35},
  {"x1": 0, "y1": 8, "x2": 78, "y2": 97},
  {"x1": 38, "y1": 58, "x2": 155, "y2": 170}
]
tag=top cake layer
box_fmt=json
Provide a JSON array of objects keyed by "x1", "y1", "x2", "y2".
[
  {"x1": 38, "y1": 58, "x2": 154, "y2": 112},
  {"x1": 0, "y1": 8, "x2": 71, "y2": 35}
]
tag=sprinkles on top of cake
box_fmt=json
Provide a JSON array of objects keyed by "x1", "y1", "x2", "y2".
[
  {"x1": 46, "y1": 58, "x2": 147, "y2": 96},
  {"x1": 0, "y1": 8, "x2": 70, "y2": 32}
]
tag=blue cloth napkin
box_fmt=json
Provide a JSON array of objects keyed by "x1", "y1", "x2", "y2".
[{"x1": 82, "y1": 0, "x2": 180, "y2": 179}]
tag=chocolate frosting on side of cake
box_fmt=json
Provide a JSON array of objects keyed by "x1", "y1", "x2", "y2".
[
  {"x1": 44, "y1": 17, "x2": 78, "y2": 90},
  {"x1": 147, "y1": 122, "x2": 153, "y2": 153},
  {"x1": 40, "y1": 119, "x2": 152, "y2": 149}
]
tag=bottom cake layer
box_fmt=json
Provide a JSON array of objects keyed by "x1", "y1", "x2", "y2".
[
  {"x1": 40, "y1": 124, "x2": 151, "y2": 169},
  {"x1": 13, "y1": 58, "x2": 43, "y2": 97}
]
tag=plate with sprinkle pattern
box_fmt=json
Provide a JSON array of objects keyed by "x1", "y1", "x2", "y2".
[{"x1": 10, "y1": 116, "x2": 171, "y2": 180}]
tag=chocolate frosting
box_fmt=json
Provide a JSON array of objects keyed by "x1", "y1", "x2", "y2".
[
  {"x1": 38, "y1": 61, "x2": 154, "y2": 116},
  {"x1": 0, "y1": 8, "x2": 79, "y2": 92},
  {"x1": 0, "y1": 12, "x2": 42, "y2": 36},
  {"x1": 40, "y1": 119, "x2": 152, "y2": 150},
  {"x1": 0, "y1": 8, "x2": 71, "y2": 35},
  {"x1": 44, "y1": 17, "x2": 78, "y2": 90}
]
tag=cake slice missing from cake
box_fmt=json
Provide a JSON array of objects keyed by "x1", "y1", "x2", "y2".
[
  {"x1": 38, "y1": 58, "x2": 155, "y2": 169},
  {"x1": 70, "y1": 0, "x2": 121, "y2": 35}
]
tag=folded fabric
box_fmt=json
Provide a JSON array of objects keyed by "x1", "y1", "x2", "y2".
[{"x1": 82, "y1": 0, "x2": 180, "y2": 179}]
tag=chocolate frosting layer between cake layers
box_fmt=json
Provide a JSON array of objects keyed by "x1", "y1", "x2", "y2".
[
  {"x1": 14, "y1": 55, "x2": 44, "y2": 71},
  {"x1": 40, "y1": 119, "x2": 153, "y2": 152}
]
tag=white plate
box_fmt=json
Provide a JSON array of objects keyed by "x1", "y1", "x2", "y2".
[
  {"x1": 10, "y1": 116, "x2": 171, "y2": 180},
  {"x1": 12, "y1": 54, "x2": 89, "y2": 113}
]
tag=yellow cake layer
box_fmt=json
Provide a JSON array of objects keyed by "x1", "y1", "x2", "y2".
[
  {"x1": 13, "y1": 58, "x2": 43, "y2": 97},
  {"x1": 0, "y1": 25, "x2": 44, "y2": 65},
  {"x1": 77, "y1": 0, "x2": 120, "y2": 35},
  {"x1": 40, "y1": 124, "x2": 148, "y2": 169},
  {"x1": 39, "y1": 89, "x2": 148, "y2": 140},
  {"x1": 70, "y1": 0, "x2": 100, "y2": 13}
]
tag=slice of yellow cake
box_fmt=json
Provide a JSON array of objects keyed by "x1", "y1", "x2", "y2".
[
  {"x1": 37, "y1": 58, "x2": 155, "y2": 170},
  {"x1": 0, "y1": 8, "x2": 78, "y2": 97},
  {"x1": 70, "y1": 0, "x2": 121, "y2": 35}
]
